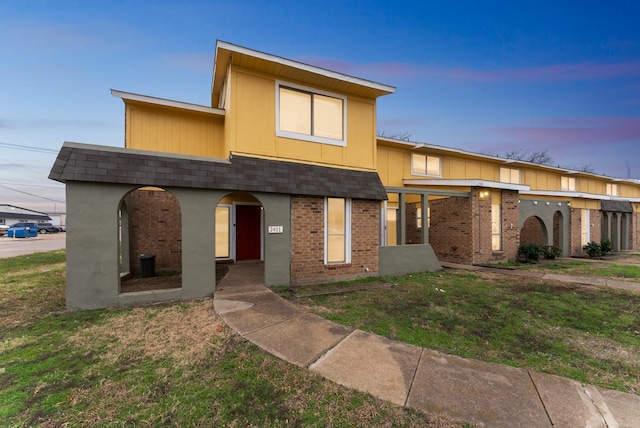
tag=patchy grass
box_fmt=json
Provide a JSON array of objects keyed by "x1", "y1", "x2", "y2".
[
  {"x1": 0, "y1": 251, "x2": 461, "y2": 427},
  {"x1": 283, "y1": 270, "x2": 640, "y2": 395},
  {"x1": 524, "y1": 258, "x2": 640, "y2": 282}
]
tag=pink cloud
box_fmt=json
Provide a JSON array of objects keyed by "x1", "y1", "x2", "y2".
[
  {"x1": 296, "y1": 56, "x2": 640, "y2": 84},
  {"x1": 489, "y1": 117, "x2": 640, "y2": 145}
]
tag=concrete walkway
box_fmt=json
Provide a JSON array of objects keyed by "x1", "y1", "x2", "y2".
[{"x1": 213, "y1": 263, "x2": 640, "y2": 427}]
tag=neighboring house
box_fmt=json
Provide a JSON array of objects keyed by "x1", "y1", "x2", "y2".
[
  {"x1": 50, "y1": 41, "x2": 640, "y2": 310},
  {"x1": 0, "y1": 204, "x2": 51, "y2": 226}
]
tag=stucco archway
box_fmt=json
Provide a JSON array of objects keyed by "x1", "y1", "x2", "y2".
[{"x1": 119, "y1": 187, "x2": 183, "y2": 293}]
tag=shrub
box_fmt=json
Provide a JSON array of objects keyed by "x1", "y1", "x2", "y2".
[
  {"x1": 600, "y1": 239, "x2": 612, "y2": 256},
  {"x1": 584, "y1": 241, "x2": 601, "y2": 257},
  {"x1": 518, "y1": 242, "x2": 544, "y2": 263},
  {"x1": 542, "y1": 245, "x2": 562, "y2": 259}
]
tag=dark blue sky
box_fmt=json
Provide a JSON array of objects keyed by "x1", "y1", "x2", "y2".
[{"x1": 1, "y1": 0, "x2": 639, "y2": 211}]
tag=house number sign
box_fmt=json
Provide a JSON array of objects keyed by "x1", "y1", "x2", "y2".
[{"x1": 268, "y1": 226, "x2": 284, "y2": 234}]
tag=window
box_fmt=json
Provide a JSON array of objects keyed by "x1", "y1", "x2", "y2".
[
  {"x1": 411, "y1": 153, "x2": 441, "y2": 176},
  {"x1": 500, "y1": 167, "x2": 520, "y2": 184},
  {"x1": 561, "y1": 176, "x2": 576, "y2": 191},
  {"x1": 581, "y1": 210, "x2": 590, "y2": 246},
  {"x1": 606, "y1": 183, "x2": 618, "y2": 196},
  {"x1": 491, "y1": 192, "x2": 502, "y2": 251},
  {"x1": 215, "y1": 205, "x2": 231, "y2": 258},
  {"x1": 277, "y1": 82, "x2": 346, "y2": 146},
  {"x1": 416, "y1": 206, "x2": 422, "y2": 229},
  {"x1": 325, "y1": 198, "x2": 351, "y2": 263}
]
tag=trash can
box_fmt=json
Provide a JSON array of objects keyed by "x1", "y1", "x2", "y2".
[{"x1": 139, "y1": 254, "x2": 156, "y2": 278}]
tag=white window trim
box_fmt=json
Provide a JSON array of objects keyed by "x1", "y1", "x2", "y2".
[
  {"x1": 324, "y1": 197, "x2": 352, "y2": 264},
  {"x1": 411, "y1": 153, "x2": 442, "y2": 177},
  {"x1": 276, "y1": 80, "x2": 347, "y2": 147}
]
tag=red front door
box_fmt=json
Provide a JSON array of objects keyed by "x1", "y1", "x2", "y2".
[{"x1": 236, "y1": 205, "x2": 261, "y2": 260}]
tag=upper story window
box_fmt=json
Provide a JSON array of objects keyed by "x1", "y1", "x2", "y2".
[
  {"x1": 606, "y1": 183, "x2": 618, "y2": 196},
  {"x1": 276, "y1": 81, "x2": 346, "y2": 146},
  {"x1": 411, "y1": 153, "x2": 441, "y2": 176},
  {"x1": 500, "y1": 167, "x2": 520, "y2": 184},
  {"x1": 561, "y1": 176, "x2": 576, "y2": 191}
]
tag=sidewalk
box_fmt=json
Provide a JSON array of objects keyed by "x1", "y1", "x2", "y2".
[{"x1": 213, "y1": 263, "x2": 640, "y2": 427}]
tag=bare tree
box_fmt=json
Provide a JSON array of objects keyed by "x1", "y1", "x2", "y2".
[
  {"x1": 378, "y1": 130, "x2": 413, "y2": 142},
  {"x1": 504, "y1": 148, "x2": 553, "y2": 166}
]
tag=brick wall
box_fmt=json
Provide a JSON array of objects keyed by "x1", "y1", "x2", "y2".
[
  {"x1": 633, "y1": 212, "x2": 640, "y2": 249},
  {"x1": 497, "y1": 190, "x2": 519, "y2": 262},
  {"x1": 290, "y1": 196, "x2": 379, "y2": 286},
  {"x1": 569, "y1": 208, "x2": 603, "y2": 256},
  {"x1": 128, "y1": 189, "x2": 182, "y2": 275},
  {"x1": 405, "y1": 202, "x2": 422, "y2": 244},
  {"x1": 428, "y1": 196, "x2": 473, "y2": 262},
  {"x1": 520, "y1": 216, "x2": 545, "y2": 246}
]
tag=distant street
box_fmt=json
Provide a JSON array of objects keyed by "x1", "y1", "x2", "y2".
[{"x1": 0, "y1": 233, "x2": 66, "y2": 258}]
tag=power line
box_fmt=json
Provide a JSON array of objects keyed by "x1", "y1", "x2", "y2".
[
  {"x1": 0, "y1": 183, "x2": 64, "y2": 203},
  {"x1": 0, "y1": 141, "x2": 58, "y2": 154}
]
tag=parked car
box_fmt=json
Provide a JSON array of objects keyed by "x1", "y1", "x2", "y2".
[
  {"x1": 0, "y1": 225, "x2": 9, "y2": 236},
  {"x1": 7, "y1": 222, "x2": 39, "y2": 238},
  {"x1": 36, "y1": 222, "x2": 61, "y2": 234}
]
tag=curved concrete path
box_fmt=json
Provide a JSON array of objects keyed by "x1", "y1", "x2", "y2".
[{"x1": 213, "y1": 263, "x2": 640, "y2": 427}]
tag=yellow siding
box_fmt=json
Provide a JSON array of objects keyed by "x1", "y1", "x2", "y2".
[
  {"x1": 619, "y1": 183, "x2": 640, "y2": 198},
  {"x1": 376, "y1": 146, "x2": 407, "y2": 186},
  {"x1": 125, "y1": 104, "x2": 225, "y2": 158},
  {"x1": 229, "y1": 67, "x2": 378, "y2": 170}
]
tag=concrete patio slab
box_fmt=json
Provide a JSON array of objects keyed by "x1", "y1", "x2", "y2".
[
  {"x1": 406, "y1": 349, "x2": 551, "y2": 427},
  {"x1": 218, "y1": 298, "x2": 302, "y2": 335},
  {"x1": 245, "y1": 313, "x2": 353, "y2": 367},
  {"x1": 309, "y1": 330, "x2": 422, "y2": 406},
  {"x1": 529, "y1": 371, "x2": 606, "y2": 427},
  {"x1": 596, "y1": 387, "x2": 640, "y2": 427},
  {"x1": 212, "y1": 299, "x2": 254, "y2": 314},
  {"x1": 542, "y1": 273, "x2": 607, "y2": 286},
  {"x1": 605, "y1": 279, "x2": 640, "y2": 293}
]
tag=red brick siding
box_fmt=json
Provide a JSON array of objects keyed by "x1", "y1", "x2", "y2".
[
  {"x1": 520, "y1": 216, "x2": 545, "y2": 246},
  {"x1": 128, "y1": 189, "x2": 182, "y2": 275},
  {"x1": 496, "y1": 190, "x2": 519, "y2": 262},
  {"x1": 405, "y1": 202, "x2": 422, "y2": 244},
  {"x1": 291, "y1": 196, "x2": 379, "y2": 286},
  {"x1": 428, "y1": 196, "x2": 473, "y2": 262},
  {"x1": 569, "y1": 208, "x2": 602, "y2": 256}
]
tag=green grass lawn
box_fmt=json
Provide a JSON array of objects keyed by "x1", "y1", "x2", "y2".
[
  {"x1": 282, "y1": 269, "x2": 640, "y2": 395},
  {"x1": 519, "y1": 256, "x2": 640, "y2": 282},
  {"x1": 0, "y1": 251, "x2": 458, "y2": 427}
]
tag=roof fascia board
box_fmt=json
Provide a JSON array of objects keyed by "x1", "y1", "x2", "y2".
[
  {"x1": 61, "y1": 141, "x2": 231, "y2": 165},
  {"x1": 216, "y1": 40, "x2": 396, "y2": 94},
  {"x1": 377, "y1": 136, "x2": 640, "y2": 184},
  {"x1": 111, "y1": 89, "x2": 225, "y2": 116},
  {"x1": 403, "y1": 178, "x2": 530, "y2": 192},
  {"x1": 520, "y1": 189, "x2": 640, "y2": 202}
]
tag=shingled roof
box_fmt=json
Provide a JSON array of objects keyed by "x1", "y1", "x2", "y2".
[
  {"x1": 49, "y1": 142, "x2": 388, "y2": 201},
  {"x1": 601, "y1": 199, "x2": 633, "y2": 213}
]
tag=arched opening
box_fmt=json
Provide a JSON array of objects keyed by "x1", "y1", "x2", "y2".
[
  {"x1": 216, "y1": 192, "x2": 263, "y2": 262},
  {"x1": 520, "y1": 215, "x2": 547, "y2": 246},
  {"x1": 118, "y1": 187, "x2": 182, "y2": 293},
  {"x1": 611, "y1": 212, "x2": 619, "y2": 251},
  {"x1": 621, "y1": 213, "x2": 629, "y2": 250},
  {"x1": 553, "y1": 211, "x2": 563, "y2": 249}
]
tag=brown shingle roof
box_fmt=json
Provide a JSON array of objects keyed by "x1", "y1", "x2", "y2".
[
  {"x1": 49, "y1": 143, "x2": 388, "y2": 200},
  {"x1": 601, "y1": 199, "x2": 633, "y2": 213}
]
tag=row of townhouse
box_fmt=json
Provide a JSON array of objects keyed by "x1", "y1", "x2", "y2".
[{"x1": 50, "y1": 41, "x2": 640, "y2": 310}]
